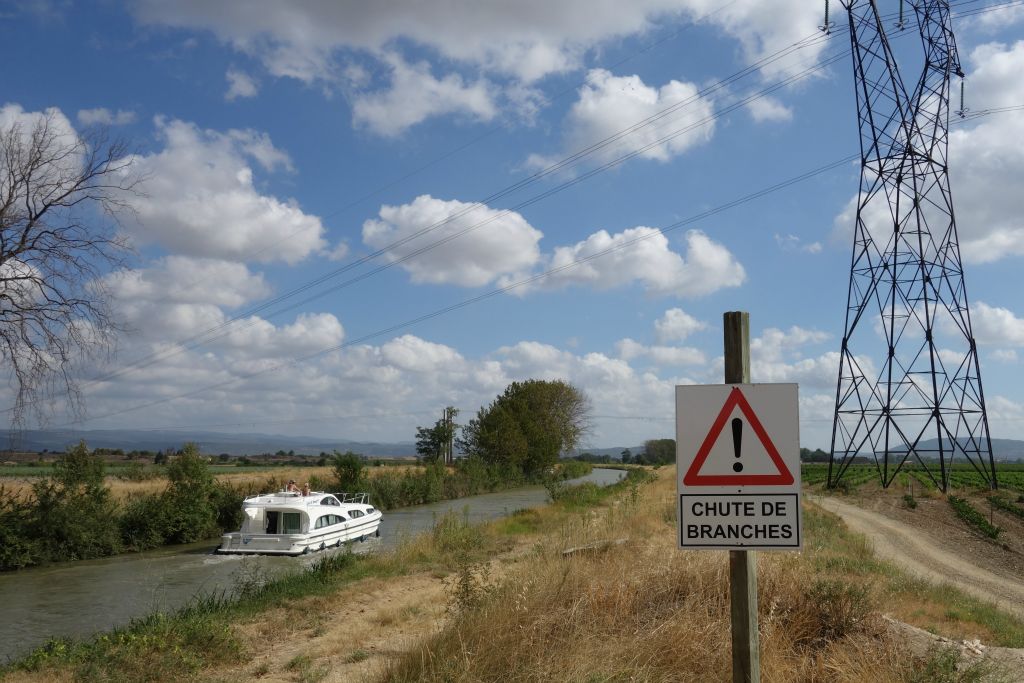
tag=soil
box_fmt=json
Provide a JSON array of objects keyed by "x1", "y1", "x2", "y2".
[{"x1": 810, "y1": 484, "x2": 1024, "y2": 620}]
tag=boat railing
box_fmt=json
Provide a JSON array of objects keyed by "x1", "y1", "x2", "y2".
[
  {"x1": 334, "y1": 492, "x2": 370, "y2": 505},
  {"x1": 240, "y1": 491, "x2": 371, "y2": 504}
]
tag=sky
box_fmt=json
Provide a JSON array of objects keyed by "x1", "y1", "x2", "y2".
[{"x1": 3, "y1": 0, "x2": 1024, "y2": 451}]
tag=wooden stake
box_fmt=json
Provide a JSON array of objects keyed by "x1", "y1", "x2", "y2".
[{"x1": 723, "y1": 311, "x2": 760, "y2": 683}]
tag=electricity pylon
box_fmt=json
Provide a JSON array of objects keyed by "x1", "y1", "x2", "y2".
[{"x1": 828, "y1": 0, "x2": 997, "y2": 492}]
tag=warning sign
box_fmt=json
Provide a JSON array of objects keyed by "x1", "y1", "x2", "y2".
[{"x1": 676, "y1": 383, "x2": 801, "y2": 550}]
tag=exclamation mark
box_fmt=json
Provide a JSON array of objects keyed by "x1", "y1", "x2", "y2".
[{"x1": 731, "y1": 418, "x2": 743, "y2": 472}]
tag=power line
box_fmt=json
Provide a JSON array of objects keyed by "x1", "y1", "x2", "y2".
[
  {"x1": 4, "y1": 0, "x2": 1012, "y2": 420},
  {"x1": 52, "y1": 152, "x2": 858, "y2": 428},
  {"x1": 58, "y1": 90, "x2": 1016, "y2": 431},
  {"x1": 47, "y1": 33, "x2": 841, "y2": 395}
]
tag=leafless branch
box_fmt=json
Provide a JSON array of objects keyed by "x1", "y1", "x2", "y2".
[{"x1": 0, "y1": 110, "x2": 140, "y2": 427}]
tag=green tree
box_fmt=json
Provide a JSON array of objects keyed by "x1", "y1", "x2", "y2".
[
  {"x1": 31, "y1": 441, "x2": 121, "y2": 560},
  {"x1": 642, "y1": 439, "x2": 676, "y2": 465},
  {"x1": 333, "y1": 450, "x2": 364, "y2": 491},
  {"x1": 161, "y1": 443, "x2": 218, "y2": 544},
  {"x1": 621, "y1": 448, "x2": 632, "y2": 464},
  {"x1": 415, "y1": 407, "x2": 459, "y2": 463},
  {"x1": 459, "y1": 380, "x2": 590, "y2": 476}
]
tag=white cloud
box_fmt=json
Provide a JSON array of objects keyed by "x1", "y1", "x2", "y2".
[
  {"x1": 682, "y1": 0, "x2": 824, "y2": 80},
  {"x1": 987, "y1": 395, "x2": 1024, "y2": 424},
  {"x1": 751, "y1": 326, "x2": 830, "y2": 362},
  {"x1": 124, "y1": 118, "x2": 324, "y2": 264},
  {"x1": 743, "y1": 326, "x2": 838, "y2": 389},
  {"x1": 992, "y1": 349, "x2": 1018, "y2": 363},
  {"x1": 965, "y1": 5, "x2": 1024, "y2": 32},
  {"x1": 132, "y1": 1, "x2": 823, "y2": 83},
  {"x1": 324, "y1": 241, "x2": 349, "y2": 262},
  {"x1": 537, "y1": 228, "x2": 745, "y2": 297},
  {"x1": 834, "y1": 43, "x2": 1024, "y2": 263},
  {"x1": 972, "y1": 301, "x2": 1024, "y2": 347},
  {"x1": 655, "y1": 307, "x2": 706, "y2": 342},
  {"x1": 380, "y1": 335, "x2": 464, "y2": 373},
  {"x1": 107, "y1": 256, "x2": 271, "y2": 310},
  {"x1": 131, "y1": 1, "x2": 824, "y2": 133},
  {"x1": 351, "y1": 54, "x2": 496, "y2": 137},
  {"x1": 747, "y1": 95, "x2": 792, "y2": 123},
  {"x1": 362, "y1": 194, "x2": 542, "y2": 287},
  {"x1": 529, "y1": 69, "x2": 714, "y2": 168},
  {"x1": 774, "y1": 233, "x2": 822, "y2": 254},
  {"x1": 615, "y1": 338, "x2": 705, "y2": 366},
  {"x1": 76, "y1": 107, "x2": 137, "y2": 126},
  {"x1": 1, "y1": 104, "x2": 81, "y2": 184},
  {"x1": 225, "y1": 68, "x2": 260, "y2": 100}
]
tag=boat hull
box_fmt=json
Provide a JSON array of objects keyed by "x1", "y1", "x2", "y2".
[{"x1": 217, "y1": 514, "x2": 382, "y2": 556}]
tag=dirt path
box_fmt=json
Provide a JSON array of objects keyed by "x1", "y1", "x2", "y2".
[{"x1": 811, "y1": 495, "x2": 1024, "y2": 620}]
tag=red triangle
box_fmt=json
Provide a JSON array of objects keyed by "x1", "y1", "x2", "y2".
[{"x1": 682, "y1": 386, "x2": 794, "y2": 486}]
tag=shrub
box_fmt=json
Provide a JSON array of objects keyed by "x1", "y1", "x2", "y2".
[
  {"x1": 804, "y1": 579, "x2": 874, "y2": 642},
  {"x1": 902, "y1": 493, "x2": 918, "y2": 509},
  {"x1": 0, "y1": 486, "x2": 42, "y2": 570},
  {"x1": 332, "y1": 450, "x2": 364, "y2": 491},
  {"x1": 30, "y1": 442, "x2": 122, "y2": 561},
  {"x1": 119, "y1": 494, "x2": 171, "y2": 551},
  {"x1": 162, "y1": 444, "x2": 219, "y2": 544}
]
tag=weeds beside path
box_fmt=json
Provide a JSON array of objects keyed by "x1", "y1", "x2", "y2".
[
  {"x1": 812, "y1": 494, "x2": 1024, "y2": 621},
  {"x1": 8, "y1": 468, "x2": 1024, "y2": 682}
]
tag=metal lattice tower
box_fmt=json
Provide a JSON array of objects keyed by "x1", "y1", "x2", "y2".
[{"x1": 828, "y1": 0, "x2": 997, "y2": 492}]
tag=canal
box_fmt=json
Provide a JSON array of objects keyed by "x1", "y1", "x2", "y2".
[{"x1": 1, "y1": 467, "x2": 625, "y2": 662}]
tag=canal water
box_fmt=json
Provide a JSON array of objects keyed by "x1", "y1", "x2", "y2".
[{"x1": 1, "y1": 468, "x2": 624, "y2": 662}]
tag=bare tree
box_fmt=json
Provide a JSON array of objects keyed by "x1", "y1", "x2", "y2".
[{"x1": 0, "y1": 109, "x2": 138, "y2": 426}]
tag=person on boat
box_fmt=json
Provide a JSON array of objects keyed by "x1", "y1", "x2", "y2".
[
  {"x1": 286, "y1": 480, "x2": 299, "y2": 493},
  {"x1": 301, "y1": 482, "x2": 311, "y2": 496}
]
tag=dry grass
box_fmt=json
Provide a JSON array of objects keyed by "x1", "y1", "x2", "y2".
[
  {"x1": 380, "y1": 470, "x2": 943, "y2": 682},
  {"x1": 0, "y1": 464, "x2": 421, "y2": 503}
]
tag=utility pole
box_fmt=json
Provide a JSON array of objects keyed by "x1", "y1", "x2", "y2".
[
  {"x1": 828, "y1": 1, "x2": 996, "y2": 492},
  {"x1": 724, "y1": 311, "x2": 759, "y2": 683}
]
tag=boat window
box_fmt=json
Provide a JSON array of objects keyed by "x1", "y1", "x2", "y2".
[
  {"x1": 324, "y1": 496, "x2": 340, "y2": 506},
  {"x1": 350, "y1": 510, "x2": 363, "y2": 518},
  {"x1": 283, "y1": 512, "x2": 302, "y2": 534},
  {"x1": 366, "y1": 507, "x2": 375, "y2": 513},
  {"x1": 265, "y1": 510, "x2": 280, "y2": 534}
]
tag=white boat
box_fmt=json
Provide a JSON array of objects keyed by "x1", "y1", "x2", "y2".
[{"x1": 217, "y1": 491, "x2": 382, "y2": 556}]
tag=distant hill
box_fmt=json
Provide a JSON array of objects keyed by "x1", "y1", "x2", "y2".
[{"x1": 4, "y1": 429, "x2": 417, "y2": 457}]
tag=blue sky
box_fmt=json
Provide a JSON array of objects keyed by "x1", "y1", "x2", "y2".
[{"x1": 3, "y1": 0, "x2": 1024, "y2": 450}]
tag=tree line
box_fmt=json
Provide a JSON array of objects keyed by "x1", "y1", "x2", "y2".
[{"x1": 0, "y1": 442, "x2": 242, "y2": 571}]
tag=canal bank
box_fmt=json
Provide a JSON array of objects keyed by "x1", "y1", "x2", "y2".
[{"x1": 1, "y1": 468, "x2": 625, "y2": 662}]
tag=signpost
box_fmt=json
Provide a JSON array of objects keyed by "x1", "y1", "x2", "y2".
[
  {"x1": 677, "y1": 383, "x2": 801, "y2": 550},
  {"x1": 676, "y1": 311, "x2": 801, "y2": 683}
]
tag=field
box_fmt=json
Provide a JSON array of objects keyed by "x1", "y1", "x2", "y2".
[
  {"x1": 0, "y1": 464, "x2": 422, "y2": 503},
  {"x1": 802, "y1": 461, "x2": 1024, "y2": 494}
]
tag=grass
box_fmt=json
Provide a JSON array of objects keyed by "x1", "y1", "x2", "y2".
[
  {"x1": 1, "y1": 469, "x2": 639, "y2": 682},
  {"x1": 382, "y1": 470, "x2": 1024, "y2": 682},
  {"x1": 7, "y1": 466, "x2": 1022, "y2": 682}
]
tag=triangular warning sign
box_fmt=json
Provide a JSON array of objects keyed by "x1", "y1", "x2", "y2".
[{"x1": 683, "y1": 386, "x2": 794, "y2": 486}]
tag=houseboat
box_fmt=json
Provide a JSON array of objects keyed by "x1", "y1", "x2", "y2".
[{"x1": 218, "y1": 490, "x2": 382, "y2": 555}]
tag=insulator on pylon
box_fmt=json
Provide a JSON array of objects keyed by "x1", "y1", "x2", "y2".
[
  {"x1": 894, "y1": 0, "x2": 906, "y2": 30},
  {"x1": 819, "y1": 0, "x2": 834, "y2": 34},
  {"x1": 956, "y1": 77, "x2": 968, "y2": 118}
]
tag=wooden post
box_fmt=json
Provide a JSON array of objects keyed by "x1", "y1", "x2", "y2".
[{"x1": 723, "y1": 311, "x2": 760, "y2": 683}]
